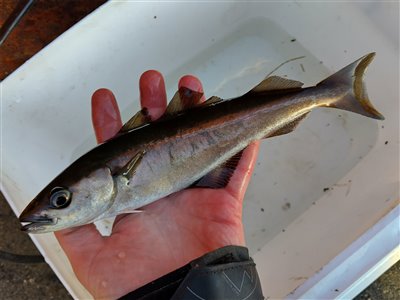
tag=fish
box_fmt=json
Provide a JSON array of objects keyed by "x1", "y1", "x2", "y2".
[{"x1": 19, "y1": 53, "x2": 384, "y2": 233}]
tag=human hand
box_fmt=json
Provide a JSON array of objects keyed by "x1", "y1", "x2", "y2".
[{"x1": 55, "y1": 71, "x2": 260, "y2": 299}]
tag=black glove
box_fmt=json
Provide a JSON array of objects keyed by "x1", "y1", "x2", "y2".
[{"x1": 119, "y1": 245, "x2": 264, "y2": 300}]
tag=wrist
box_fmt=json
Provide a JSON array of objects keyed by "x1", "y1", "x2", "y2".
[{"x1": 119, "y1": 245, "x2": 263, "y2": 300}]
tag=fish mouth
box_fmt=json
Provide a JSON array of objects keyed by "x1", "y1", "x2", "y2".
[{"x1": 20, "y1": 215, "x2": 57, "y2": 232}]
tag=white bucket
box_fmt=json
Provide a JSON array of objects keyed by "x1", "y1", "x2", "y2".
[{"x1": 1, "y1": 2, "x2": 398, "y2": 299}]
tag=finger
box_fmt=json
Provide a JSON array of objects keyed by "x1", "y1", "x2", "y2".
[
  {"x1": 113, "y1": 74, "x2": 205, "y2": 229},
  {"x1": 113, "y1": 71, "x2": 167, "y2": 227},
  {"x1": 56, "y1": 90, "x2": 118, "y2": 265},
  {"x1": 178, "y1": 75, "x2": 206, "y2": 103},
  {"x1": 92, "y1": 89, "x2": 122, "y2": 143},
  {"x1": 55, "y1": 224, "x2": 104, "y2": 264},
  {"x1": 225, "y1": 141, "x2": 260, "y2": 200},
  {"x1": 139, "y1": 70, "x2": 167, "y2": 120}
]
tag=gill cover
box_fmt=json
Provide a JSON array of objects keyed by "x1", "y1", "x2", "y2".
[
  {"x1": 20, "y1": 167, "x2": 115, "y2": 233},
  {"x1": 64, "y1": 167, "x2": 116, "y2": 226}
]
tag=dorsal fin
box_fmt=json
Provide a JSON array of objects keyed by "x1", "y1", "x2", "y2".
[
  {"x1": 267, "y1": 112, "x2": 309, "y2": 138},
  {"x1": 165, "y1": 87, "x2": 203, "y2": 116},
  {"x1": 203, "y1": 96, "x2": 223, "y2": 106},
  {"x1": 250, "y1": 76, "x2": 304, "y2": 93},
  {"x1": 191, "y1": 150, "x2": 243, "y2": 189},
  {"x1": 119, "y1": 108, "x2": 151, "y2": 133}
]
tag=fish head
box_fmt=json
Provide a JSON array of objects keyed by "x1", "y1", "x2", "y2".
[{"x1": 19, "y1": 167, "x2": 115, "y2": 233}]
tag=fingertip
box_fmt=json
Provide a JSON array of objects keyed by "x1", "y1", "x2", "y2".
[
  {"x1": 226, "y1": 141, "x2": 260, "y2": 200},
  {"x1": 92, "y1": 88, "x2": 122, "y2": 144},
  {"x1": 139, "y1": 70, "x2": 167, "y2": 120},
  {"x1": 178, "y1": 75, "x2": 205, "y2": 102}
]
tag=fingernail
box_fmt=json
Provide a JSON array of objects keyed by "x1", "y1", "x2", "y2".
[
  {"x1": 178, "y1": 75, "x2": 205, "y2": 102},
  {"x1": 92, "y1": 88, "x2": 122, "y2": 143},
  {"x1": 140, "y1": 70, "x2": 167, "y2": 120}
]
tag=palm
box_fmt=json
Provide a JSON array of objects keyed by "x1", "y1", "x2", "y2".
[{"x1": 55, "y1": 71, "x2": 259, "y2": 299}]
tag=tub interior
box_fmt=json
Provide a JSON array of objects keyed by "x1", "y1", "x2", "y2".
[{"x1": 1, "y1": 3, "x2": 391, "y2": 299}]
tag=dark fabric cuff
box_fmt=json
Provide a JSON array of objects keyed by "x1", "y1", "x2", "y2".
[{"x1": 119, "y1": 245, "x2": 264, "y2": 300}]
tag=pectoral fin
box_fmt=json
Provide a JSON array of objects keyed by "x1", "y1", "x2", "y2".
[
  {"x1": 118, "y1": 209, "x2": 143, "y2": 214},
  {"x1": 117, "y1": 150, "x2": 146, "y2": 180},
  {"x1": 192, "y1": 150, "x2": 243, "y2": 189}
]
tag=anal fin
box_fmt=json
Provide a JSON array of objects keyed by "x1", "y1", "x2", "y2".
[
  {"x1": 267, "y1": 112, "x2": 309, "y2": 138},
  {"x1": 192, "y1": 150, "x2": 243, "y2": 189}
]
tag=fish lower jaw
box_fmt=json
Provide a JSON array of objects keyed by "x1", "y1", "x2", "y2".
[{"x1": 20, "y1": 217, "x2": 58, "y2": 233}]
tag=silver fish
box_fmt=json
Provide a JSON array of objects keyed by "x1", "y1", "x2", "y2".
[{"x1": 19, "y1": 53, "x2": 384, "y2": 233}]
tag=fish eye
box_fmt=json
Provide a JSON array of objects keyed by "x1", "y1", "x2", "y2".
[{"x1": 50, "y1": 187, "x2": 72, "y2": 209}]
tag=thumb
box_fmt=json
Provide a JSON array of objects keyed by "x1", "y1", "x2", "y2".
[{"x1": 55, "y1": 224, "x2": 104, "y2": 263}]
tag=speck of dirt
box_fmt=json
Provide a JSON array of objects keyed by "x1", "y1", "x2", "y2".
[
  {"x1": 335, "y1": 289, "x2": 339, "y2": 292},
  {"x1": 385, "y1": 141, "x2": 389, "y2": 145},
  {"x1": 312, "y1": 201, "x2": 316, "y2": 205},
  {"x1": 350, "y1": 138, "x2": 354, "y2": 142},
  {"x1": 326, "y1": 123, "x2": 330, "y2": 127},
  {"x1": 291, "y1": 38, "x2": 296, "y2": 42},
  {"x1": 381, "y1": 125, "x2": 385, "y2": 129},
  {"x1": 344, "y1": 49, "x2": 347, "y2": 53},
  {"x1": 153, "y1": 15, "x2": 157, "y2": 19},
  {"x1": 338, "y1": 114, "x2": 342, "y2": 117},
  {"x1": 282, "y1": 202, "x2": 291, "y2": 211},
  {"x1": 323, "y1": 187, "x2": 330, "y2": 192},
  {"x1": 260, "y1": 208, "x2": 265, "y2": 212},
  {"x1": 319, "y1": 61, "x2": 323, "y2": 64},
  {"x1": 282, "y1": 229, "x2": 286, "y2": 232},
  {"x1": 261, "y1": 228, "x2": 266, "y2": 232}
]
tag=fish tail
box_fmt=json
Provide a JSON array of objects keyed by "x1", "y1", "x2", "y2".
[{"x1": 317, "y1": 52, "x2": 384, "y2": 120}]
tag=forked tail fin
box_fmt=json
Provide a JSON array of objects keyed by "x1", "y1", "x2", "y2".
[{"x1": 317, "y1": 52, "x2": 384, "y2": 120}]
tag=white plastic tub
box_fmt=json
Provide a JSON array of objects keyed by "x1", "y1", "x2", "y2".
[{"x1": 1, "y1": 2, "x2": 398, "y2": 299}]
